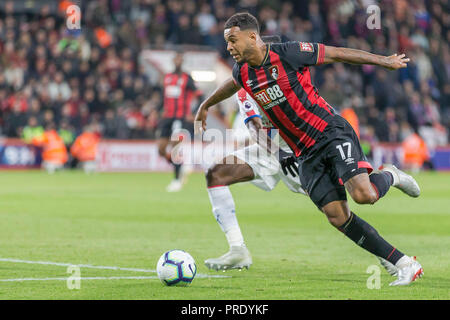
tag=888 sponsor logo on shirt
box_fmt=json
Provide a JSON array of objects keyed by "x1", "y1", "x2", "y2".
[{"x1": 253, "y1": 84, "x2": 287, "y2": 110}]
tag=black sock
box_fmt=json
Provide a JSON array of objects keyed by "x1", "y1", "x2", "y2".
[
  {"x1": 166, "y1": 154, "x2": 182, "y2": 180},
  {"x1": 174, "y1": 163, "x2": 181, "y2": 180},
  {"x1": 339, "y1": 212, "x2": 404, "y2": 265},
  {"x1": 369, "y1": 171, "x2": 393, "y2": 200}
]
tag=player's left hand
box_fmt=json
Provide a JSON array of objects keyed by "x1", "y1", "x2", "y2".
[
  {"x1": 279, "y1": 153, "x2": 299, "y2": 177},
  {"x1": 384, "y1": 53, "x2": 410, "y2": 70}
]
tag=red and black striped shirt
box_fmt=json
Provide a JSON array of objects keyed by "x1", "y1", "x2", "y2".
[
  {"x1": 232, "y1": 41, "x2": 336, "y2": 157},
  {"x1": 162, "y1": 72, "x2": 197, "y2": 119}
]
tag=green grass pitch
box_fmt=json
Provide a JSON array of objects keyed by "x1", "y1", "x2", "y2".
[{"x1": 0, "y1": 170, "x2": 449, "y2": 300}]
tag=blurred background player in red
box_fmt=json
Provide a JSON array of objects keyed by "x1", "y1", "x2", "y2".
[
  {"x1": 156, "y1": 52, "x2": 200, "y2": 192},
  {"x1": 70, "y1": 124, "x2": 101, "y2": 174},
  {"x1": 32, "y1": 122, "x2": 68, "y2": 174}
]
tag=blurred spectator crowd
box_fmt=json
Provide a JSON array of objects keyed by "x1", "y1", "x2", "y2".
[{"x1": 0, "y1": 0, "x2": 448, "y2": 151}]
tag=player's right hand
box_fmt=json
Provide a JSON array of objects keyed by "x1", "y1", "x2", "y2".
[
  {"x1": 383, "y1": 53, "x2": 410, "y2": 70},
  {"x1": 194, "y1": 106, "x2": 208, "y2": 134}
]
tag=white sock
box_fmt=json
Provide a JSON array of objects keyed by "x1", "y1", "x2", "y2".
[{"x1": 207, "y1": 186, "x2": 244, "y2": 248}]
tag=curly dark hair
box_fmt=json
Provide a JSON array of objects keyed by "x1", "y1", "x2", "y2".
[
  {"x1": 261, "y1": 35, "x2": 281, "y2": 43},
  {"x1": 224, "y1": 12, "x2": 260, "y2": 33}
]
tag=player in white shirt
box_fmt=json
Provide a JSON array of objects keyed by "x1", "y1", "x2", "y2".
[{"x1": 204, "y1": 85, "x2": 306, "y2": 271}]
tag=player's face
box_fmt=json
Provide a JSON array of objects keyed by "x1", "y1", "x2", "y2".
[
  {"x1": 173, "y1": 54, "x2": 183, "y2": 69},
  {"x1": 224, "y1": 27, "x2": 255, "y2": 64}
]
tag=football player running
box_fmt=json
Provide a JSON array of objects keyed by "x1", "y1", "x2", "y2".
[
  {"x1": 196, "y1": 13, "x2": 423, "y2": 286},
  {"x1": 205, "y1": 83, "x2": 306, "y2": 271}
]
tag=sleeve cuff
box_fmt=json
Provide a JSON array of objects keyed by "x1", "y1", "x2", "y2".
[
  {"x1": 244, "y1": 114, "x2": 262, "y2": 124},
  {"x1": 317, "y1": 43, "x2": 325, "y2": 65}
]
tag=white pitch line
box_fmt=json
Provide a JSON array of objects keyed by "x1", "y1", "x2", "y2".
[
  {"x1": 0, "y1": 258, "x2": 156, "y2": 273},
  {"x1": 0, "y1": 257, "x2": 231, "y2": 279},
  {"x1": 0, "y1": 276, "x2": 159, "y2": 282}
]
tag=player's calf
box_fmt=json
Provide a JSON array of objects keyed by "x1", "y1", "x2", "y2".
[
  {"x1": 206, "y1": 157, "x2": 254, "y2": 187},
  {"x1": 344, "y1": 173, "x2": 379, "y2": 204},
  {"x1": 345, "y1": 171, "x2": 394, "y2": 204},
  {"x1": 205, "y1": 160, "x2": 254, "y2": 250},
  {"x1": 322, "y1": 201, "x2": 422, "y2": 285},
  {"x1": 350, "y1": 186, "x2": 378, "y2": 204},
  {"x1": 322, "y1": 201, "x2": 404, "y2": 264},
  {"x1": 321, "y1": 200, "x2": 351, "y2": 227}
]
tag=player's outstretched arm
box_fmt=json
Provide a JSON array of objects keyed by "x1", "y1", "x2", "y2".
[
  {"x1": 322, "y1": 45, "x2": 410, "y2": 70},
  {"x1": 194, "y1": 77, "x2": 241, "y2": 133}
]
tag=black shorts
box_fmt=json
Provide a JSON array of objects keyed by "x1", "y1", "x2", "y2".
[
  {"x1": 297, "y1": 116, "x2": 373, "y2": 209},
  {"x1": 156, "y1": 118, "x2": 193, "y2": 139}
]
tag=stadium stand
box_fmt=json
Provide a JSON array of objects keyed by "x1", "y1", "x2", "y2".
[{"x1": 0, "y1": 0, "x2": 448, "y2": 156}]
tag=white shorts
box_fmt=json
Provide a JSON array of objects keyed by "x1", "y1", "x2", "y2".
[{"x1": 231, "y1": 144, "x2": 306, "y2": 194}]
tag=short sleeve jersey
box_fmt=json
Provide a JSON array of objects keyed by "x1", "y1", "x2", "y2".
[{"x1": 232, "y1": 41, "x2": 336, "y2": 157}]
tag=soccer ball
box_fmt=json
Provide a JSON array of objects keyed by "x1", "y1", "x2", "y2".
[{"x1": 156, "y1": 250, "x2": 197, "y2": 286}]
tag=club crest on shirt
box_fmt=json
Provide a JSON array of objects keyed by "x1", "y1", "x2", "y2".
[
  {"x1": 299, "y1": 42, "x2": 314, "y2": 52},
  {"x1": 269, "y1": 65, "x2": 279, "y2": 80}
]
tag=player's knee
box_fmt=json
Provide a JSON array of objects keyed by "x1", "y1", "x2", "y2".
[
  {"x1": 158, "y1": 141, "x2": 169, "y2": 157},
  {"x1": 206, "y1": 165, "x2": 227, "y2": 187},
  {"x1": 351, "y1": 187, "x2": 378, "y2": 204},
  {"x1": 158, "y1": 145, "x2": 166, "y2": 157}
]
